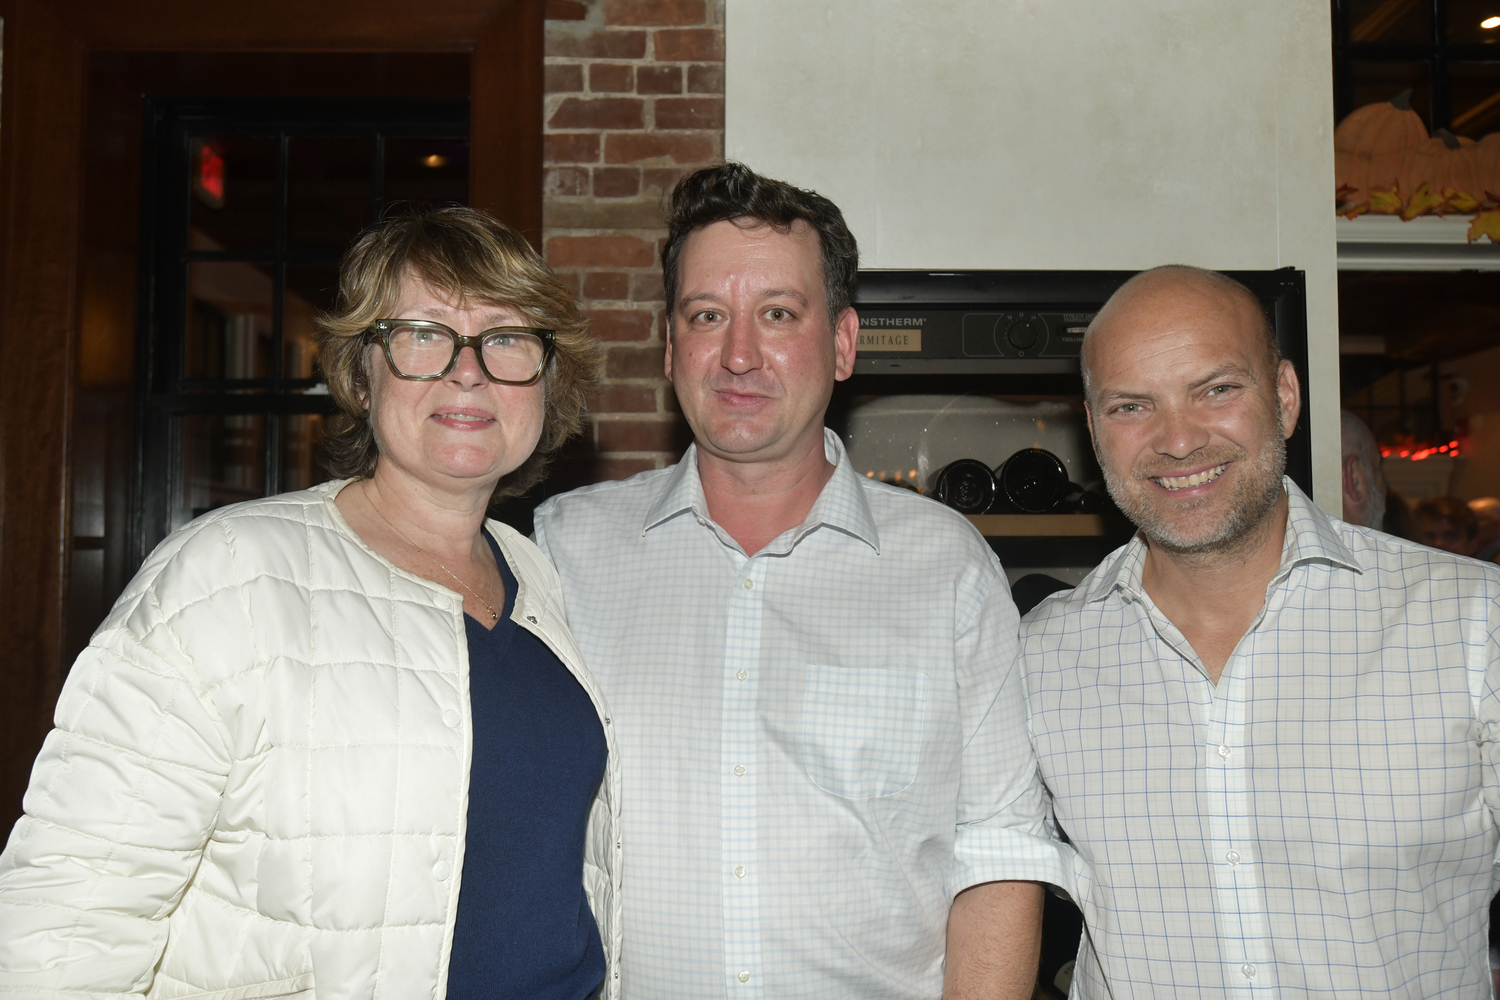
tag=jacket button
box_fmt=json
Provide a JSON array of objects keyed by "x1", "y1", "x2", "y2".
[
  {"x1": 432, "y1": 861, "x2": 453, "y2": 881},
  {"x1": 442, "y1": 709, "x2": 461, "y2": 728}
]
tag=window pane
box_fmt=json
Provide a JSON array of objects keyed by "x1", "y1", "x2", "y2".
[
  {"x1": 175, "y1": 414, "x2": 265, "y2": 530},
  {"x1": 1349, "y1": 59, "x2": 1434, "y2": 131},
  {"x1": 1449, "y1": 62, "x2": 1500, "y2": 138},
  {"x1": 288, "y1": 136, "x2": 376, "y2": 252},
  {"x1": 1348, "y1": 0, "x2": 1431, "y2": 43},
  {"x1": 188, "y1": 135, "x2": 276, "y2": 253},
  {"x1": 284, "y1": 264, "x2": 341, "y2": 381},
  {"x1": 1444, "y1": 0, "x2": 1500, "y2": 44},
  {"x1": 185, "y1": 261, "x2": 274, "y2": 380},
  {"x1": 384, "y1": 138, "x2": 469, "y2": 210},
  {"x1": 281, "y1": 414, "x2": 332, "y2": 492}
]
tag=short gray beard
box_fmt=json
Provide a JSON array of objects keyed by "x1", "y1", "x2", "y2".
[{"x1": 1101, "y1": 418, "x2": 1288, "y2": 558}]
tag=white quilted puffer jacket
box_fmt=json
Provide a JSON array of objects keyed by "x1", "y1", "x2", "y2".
[{"x1": 0, "y1": 480, "x2": 622, "y2": 1000}]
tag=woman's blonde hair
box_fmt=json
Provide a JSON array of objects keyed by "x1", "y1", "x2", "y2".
[{"x1": 315, "y1": 206, "x2": 602, "y2": 500}]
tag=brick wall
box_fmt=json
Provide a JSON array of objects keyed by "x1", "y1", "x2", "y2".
[{"x1": 541, "y1": 0, "x2": 724, "y2": 490}]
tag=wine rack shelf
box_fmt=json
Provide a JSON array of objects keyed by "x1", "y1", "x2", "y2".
[{"x1": 965, "y1": 514, "x2": 1110, "y2": 537}]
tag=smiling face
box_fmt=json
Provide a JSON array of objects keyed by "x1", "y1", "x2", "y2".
[
  {"x1": 1084, "y1": 272, "x2": 1300, "y2": 556},
  {"x1": 665, "y1": 219, "x2": 858, "y2": 469},
  {"x1": 364, "y1": 271, "x2": 545, "y2": 498}
]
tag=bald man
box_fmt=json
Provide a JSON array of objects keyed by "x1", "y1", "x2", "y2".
[
  {"x1": 1020, "y1": 265, "x2": 1500, "y2": 999},
  {"x1": 1340, "y1": 409, "x2": 1387, "y2": 529}
]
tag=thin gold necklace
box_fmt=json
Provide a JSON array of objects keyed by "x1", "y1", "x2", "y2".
[{"x1": 367, "y1": 493, "x2": 500, "y2": 623}]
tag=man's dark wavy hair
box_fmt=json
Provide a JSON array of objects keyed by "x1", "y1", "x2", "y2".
[{"x1": 661, "y1": 162, "x2": 859, "y2": 330}]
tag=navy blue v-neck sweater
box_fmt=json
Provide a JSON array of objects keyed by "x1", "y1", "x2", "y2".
[{"x1": 445, "y1": 532, "x2": 608, "y2": 1000}]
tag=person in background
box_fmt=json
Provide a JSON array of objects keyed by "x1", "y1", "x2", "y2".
[
  {"x1": 1339, "y1": 409, "x2": 1386, "y2": 529},
  {"x1": 1470, "y1": 497, "x2": 1500, "y2": 562},
  {"x1": 0, "y1": 207, "x2": 621, "y2": 999},
  {"x1": 533, "y1": 163, "x2": 1068, "y2": 999},
  {"x1": 1022, "y1": 264, "x2": 1500, "y2": 998},
  {"x1": 1413, "y1": 496, "x2": 1480, "y2": 557}
]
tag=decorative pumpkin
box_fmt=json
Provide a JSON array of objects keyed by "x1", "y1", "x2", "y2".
[
  {"x1": 1399, "y1": 129, "x2": 1481, "y2": 219},
  {"x1": 1475, "y1": 133, "x2": 1500, "y2": 209},
  {"x1": 1334, "y1": 90, "x2": 1428, "y2": 217}
]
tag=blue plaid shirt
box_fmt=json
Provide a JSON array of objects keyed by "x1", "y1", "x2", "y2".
[
  {"x1": 1022, "y1": 479, "x2": 1500, "y2": 999},
  {"x1": 535, "y1": 429, "x2": 1070, "y2": 1000}
]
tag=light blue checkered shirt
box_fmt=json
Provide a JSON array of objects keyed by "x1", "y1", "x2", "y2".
[
  {"x1": 534, "y1": 428, "x2": 1071, "y2": 1000},
  {"x1": 1022, "y1": 479, "x2": 1500, "y2": 999}
]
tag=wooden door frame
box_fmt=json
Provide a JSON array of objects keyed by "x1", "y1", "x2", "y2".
[{"x1": 0, "y1": 0, "x2": 543, "y2": 828}]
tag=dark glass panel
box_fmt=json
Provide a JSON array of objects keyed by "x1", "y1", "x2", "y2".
[
  {"x1": 1350, "y1": 59, "x2": 1434, "y2": 130},
  {"x1": 285, "y1": 264, "x2": 341, "y2": 380},
  {"x1": 384, "y1": 137, "x2": 469, "y2": 210},
  {"x1": 188, "y1": 135, "x2": 276, "y2": 252},
  {"x1": 280, "y1": 414, "x2": 332, "y2": 492},
  {"x1": 175, "y1": 414, "x2": 265, "y2": 530},
  {"x1": 288, "y1": 136, "x2": 376, "y2": 252},
  {"x1": 1445, "y1": 0, "x2": 1500, "y2": 44},
  {"x1": 1449, "y1": 62, "x2": 1500, "y2": 137},
  {"x1": 185, "y1": 261, "x2": 274, "y2": 380},
  {"x1": 1349, "y1": 0, "x2": 1432, "y2": 43}
]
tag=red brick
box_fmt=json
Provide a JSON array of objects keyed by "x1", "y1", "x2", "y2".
[
  {"x1": 548, "y1": 235, "x2": 657, "y2": 268},
  {"x1": 597, "y1": 417, "x2": 685, "y2": 452},
  {"x1": 630, "y1": 271, "x2": 666, "y2": 302},
  {"x1": 655, "y1": 97, "x2": 723, "y2": 129},
  {"x1": 604, "y1": 0, "x2": 706, "y2": 26},
  {"x1": 543, "y1": 166, "x2": 589, "y2": 197},
  {"x1": 590, "y1": 383, "x2": 659, "y2": 413},
  {"x1": 653, "y1": 28, "x2": 724, "y2": 61},
  {"x1": 546, "y1": 29, "x2": 648, "y2": 59},
  {"x1": 549, "y1": 97, "x2": 644, "y2": 131},
  {"x1": 607, "y1": 344, "x2": 667, "y2": 379},
  {"x1": 554, "y1": 269, "x2": 583, "y2": 298},
  {"x1": 605, "y1": 131, "x2": 718, "y2": 164},
  {"x1": 589, "y1": 63, "x2": 634, "y2": 93},
  {"x1": 544, "y1": 132, "x2": 600, "y2": 164},
  {"x1": 636, "y1": 65, "x2": 682, "y2": 94},
  {"x1": 687, "y1": 63, "x2": 724, "y2": 94},
  {"x1": 546, "y1": 0, "x2": 588, "y2": 19},
  {"x1": 545, "y1": 63, "x2": 585, "y2": 92},
  {"x1": 643, "y1": 166, "x2": 689, "y2": 196},
  {"x1": 593, "y1": 166, "x2": 641, "y2": 197},
  {"x1": 583, "y1": 272, "x2": 631, "y2": 300},
  {"x1": 588, "y1": 308, "x2": 655, "y2": 341}
]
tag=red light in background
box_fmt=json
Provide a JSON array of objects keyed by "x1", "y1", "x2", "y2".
[{"x1": 199, "y1": 146, "x2": 224, "y2": 201}]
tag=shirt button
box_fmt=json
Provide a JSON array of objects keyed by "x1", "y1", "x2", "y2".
[
  {"x1": 442, "y1": 709, "x2": 461, "y2": 728},
  {"x1": 738, "y1": 970, "x2": 751, "y2": 984},
  {"x1": 736, "y1": 669, "x2": 748, "y2": 681},
  {"x1": 734, "y1": 865, "x2": 746, "y2": 878},
  {"x1": 742, "y1": 578, "x2": 753, "y2": 590},
  {"x1": 1241, "y1": 963, "x2": 1256, "y2": 979},
  {"x1": 1226, "y1": 850, "x2": 1241, "y2": 865},
  {"x1": 1218, "y1": 744, "x2": 1231, "y2": 758},
  {"x1": 433, "y1": 861, "x2": 453, "y2": 881},
  {"x1": 733, "y1": 764, "x2": 747, "y2": 776},
  {"x1": 696, "y1": 515, "x2": 707, "y2": 526}
]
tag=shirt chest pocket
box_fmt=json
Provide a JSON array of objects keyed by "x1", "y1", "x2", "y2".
[{"x1": 800, "y1": 663, "x2": 927, "y2": 799}]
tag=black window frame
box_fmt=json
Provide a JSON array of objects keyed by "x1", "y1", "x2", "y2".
[
  {"x1": 132, "y1": 96, "x2": 470, "y2": 570},
  {"x1": 1332, "y1": 0, "x2": 1500, "y2": 132}
]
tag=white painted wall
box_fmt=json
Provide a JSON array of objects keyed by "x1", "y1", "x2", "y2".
[{"x1": 725, "y1": 0, "x2": 1342, "y2": 514}]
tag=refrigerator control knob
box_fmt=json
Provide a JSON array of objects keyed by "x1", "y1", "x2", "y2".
[{"x1": 1006, "y1": 316, "x2": 1046, "y2": 351}]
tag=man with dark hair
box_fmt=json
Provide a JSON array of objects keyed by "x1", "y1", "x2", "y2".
[
  {"x1": 1021, "y1": 265, "x2": 1500, "y2": 998},
  {"x1": 534, "y1": 163, "x2": 1067, "y2": 998}
]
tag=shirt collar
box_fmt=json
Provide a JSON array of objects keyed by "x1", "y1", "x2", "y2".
[
  {"x1": 641, "y1": 428, "x2": 881, "y2": 554},
  {"x1": 1083, "y1": 476, "x2": 1362, "y2": 604}
]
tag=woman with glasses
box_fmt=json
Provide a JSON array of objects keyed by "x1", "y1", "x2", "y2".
[{"x1": 0, "y1": 207, "x2": 617, "y2": 1000}]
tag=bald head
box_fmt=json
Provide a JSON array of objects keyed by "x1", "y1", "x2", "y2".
[{"x1": 1082, "y1": 266, "x2": 1278, "y2": 404}]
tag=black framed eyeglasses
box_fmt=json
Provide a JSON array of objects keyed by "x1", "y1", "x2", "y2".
[{"x1": 365, "y1": 319, "x2": 556, "y2": 385}]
